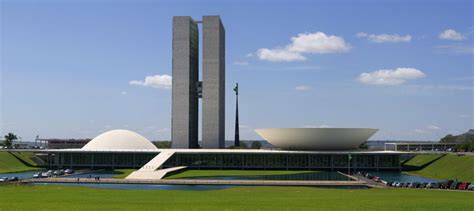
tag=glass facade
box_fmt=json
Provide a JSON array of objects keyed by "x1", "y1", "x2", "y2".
[{"x1": 46, "y1": 152, "x2": 400, "y2": 171}]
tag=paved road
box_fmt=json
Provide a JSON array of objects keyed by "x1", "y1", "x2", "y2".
[{"x1": 25, "y1": 177, "x2": 368, "y2": 187}]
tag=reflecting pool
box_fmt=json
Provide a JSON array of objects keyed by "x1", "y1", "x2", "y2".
[{"x1": 172, "y1": 171, "x2": 351, "y2": 181}]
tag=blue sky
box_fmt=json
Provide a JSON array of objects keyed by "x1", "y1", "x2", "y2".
[{"x1": 1, "y1": 0, "x2": 473, "y2": 142}]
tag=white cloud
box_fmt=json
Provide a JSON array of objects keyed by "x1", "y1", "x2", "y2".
[
  {"x1": 233, "y1": 61, "x2": 249, "y2": 66},
  {"x1": 414, "y1": 129, "x2": 428, "y2": 134},
  {"x1": 256, "y1": 48, "x2": 306, "y2": 62},
  {"x1": 120, "y1": 91, "x2": 127, "y2": 95},
  {"x1": 427, "y1": 125, "x2": 441, "y2": 130},
  {"x1": 295, "y1": 85, "x2": 311, "y2": 91},
  {"x1": 356, "y1": 32, "x2": 412, "y2": 43},
  {"x1": 256, "y1": 32, "x2": 350, "y2": 62},
  {"x1": 318, "y1": 125, "x2": 332, "y2": 128},
  {"x1": 245, "y1": 53, "x2": 254, "y2": 57},
  {"x1": 459, "y1": 114, "x2": 469, "y2": 118},
  {"x1": 129, "y1": 74, "x2": 172, "y2": 89},
  {"x1": 358, "y1": 67, "x2": 426, "y2": 85},
  {"x1": 439, "y1": 29, "x2": 464, "y2": 41},
  {"x1": 435, "y1": 44, "x2": 474, "y2": 54},
  {"x1": 157, "y1": 128, "x2": 170, "y2": 133},
  {"x1": 288, "y1": 32, "x2": 351, "y2": 53}
]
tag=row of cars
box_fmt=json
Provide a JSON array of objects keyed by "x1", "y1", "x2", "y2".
[
  {"x1": 33, "y1": 169, "x2": 75, "y2": 178},
  {"x1": 0, "y1": 176, "x2": 19, "y2": 182},
  {"x1": 357, "y1": 171, "x2": 474, "y2": 191},
  {"x1": 387, "y1": 181, "x2": 474, "y2": 190}
]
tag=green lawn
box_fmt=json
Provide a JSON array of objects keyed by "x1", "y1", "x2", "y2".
[
  {"x1": 403, "y1": 154, "x2": 444, "y2": 168},
  {"x1": 111, "y1": 169, "x2": 135, "y2": 179},
  {"x1": 407, "y1": 154, "x2": 474, "y2": 181},
  {"x1": 0, "y1": 185, "x2": 472, "y2": 210},
  {"x1": 0, "y1": 152, "x2": 42, "y2": 173},
  {"x1": 164, "y1": 169, "x2": 317, "y2": 179}
]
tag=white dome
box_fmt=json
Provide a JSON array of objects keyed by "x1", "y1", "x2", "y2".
[{"x1": 82, "y1": 129, "x2": 157, "y2": 150}]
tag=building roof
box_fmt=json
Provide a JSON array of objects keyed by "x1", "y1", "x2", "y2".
[
  {"x1": 81, "y1": 129, "x2": 157, "y2": 150},
  {"x1": 255, "y1": 128, "x2": 378, "y2": 150}
]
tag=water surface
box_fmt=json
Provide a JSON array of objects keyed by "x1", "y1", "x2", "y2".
[{"x1": 174, "y1": 171, "x2": 351, "y2": 181}]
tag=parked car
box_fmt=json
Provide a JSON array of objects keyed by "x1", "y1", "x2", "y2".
[
  {"x1": 439, "y1": 181, "x2": 450, "y2": 189},
  {"x1": 467, "y1": 183, "x2": 474, "y2": 190},
  {"x1": 33, "y1": 172, "x2": 42, "y2": 178},
  {"x1": 0, "y1": 177, "x2": 9, "y2": 182},
  {"x1": 413, "y1": 182, "x2": 421, "y2": 188},
  {"x1": 53, "y1": 170, "x2": 64, "y2": 176},
  {"x1": 9, "y1": 177, "x2": 19, "y2": 181},
  {"x1": 372, "y1": 176, "x2": 380, "y2": 182},
  {"x1": 449, "y1": 181, "x2": 458, "y2": 190},
  {"x1": 41, "y1": 172, "x2": 52, "y2": 177},
  {"x1": 419, "y1": 183, "x2": 427, "y2": 188},
  {"x1": 65, "y1": 169, "x2": 74, "y2": 174},
  {"x1": 457, "y1": 182, "x2": 469, "y2": 190},
  {"x1": 426, "y1": 182, "x2": 435, "y2": 189},
  {"x1": 431, "y1": 183, "x2": 440, "y2": 189}
]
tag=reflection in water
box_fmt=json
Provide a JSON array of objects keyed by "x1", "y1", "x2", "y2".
[
  {"x1": 34, "y1": 182, "x2": 238, "y2": 191},
  {"x1": 367, "y1": 171, "x2": 439, "y2": 183},
  {"x1": 177, "y1": 172, "x2": 351, "y2": 181},
  {"x1": 64, "y1": 171, "x2": 119, "y2": 179},
  {"x1": 0, "y1": 171, "x2": 39, "y2": 179}
]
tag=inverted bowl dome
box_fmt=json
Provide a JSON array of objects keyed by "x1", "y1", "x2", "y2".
[
  {"x1": 82, "y1": 129, "x2": 157, "y2": 150},
  {"x1": 255, "y1": 128, "x2": 378, "y2": 150}
]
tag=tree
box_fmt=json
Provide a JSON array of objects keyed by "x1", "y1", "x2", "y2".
[
  {"x1": 227, "y1": 142, "x2": 249, "y2": 149},
  {"x1": 4, "y1": 132, "x2": 18, "y2": 148},
  {"x1": 251, "y1": 141, "x2": 262, "y2": 149},
  {"x1": 358, "y1": 142, "x2": 368, "y2": 150}
]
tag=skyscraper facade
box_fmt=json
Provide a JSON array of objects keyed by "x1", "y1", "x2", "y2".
[
  {"x1": 171, "y1": 16, "x2": 199, "y2": 148},
  {"x1": 202, "y1": 16, "x2": 225, "y2": 149},
  {"x1": 171, "y1": 16, "x2": 225, "y2": 149}
]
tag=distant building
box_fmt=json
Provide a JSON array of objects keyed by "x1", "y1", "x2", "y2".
[
  {"x1": 36, "y1": 137, "x2": 90, "y2": 149},
  {"x1": 384, "y1": 142, "x2": 456, "y2": 152}
]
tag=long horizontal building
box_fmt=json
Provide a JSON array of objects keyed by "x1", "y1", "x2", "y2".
[
  {"x1": 23, "y1": 148, "x2": 403, "y2": 171},
  {"x1": 18, "y1": 129, "x2": 404, "y2": 171},
  {"x1": 16, "y1": 130, "x2": 403, "y2": 171}
]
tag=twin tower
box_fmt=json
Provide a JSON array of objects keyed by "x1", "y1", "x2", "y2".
[{"x1": 171, "y1": 16, "x2": 225, "y2": 149}]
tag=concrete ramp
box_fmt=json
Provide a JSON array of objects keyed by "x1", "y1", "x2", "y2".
[
  {"x1": 126, "y1": 166, "x2": 186, "y2": 180},
  {"x1": 139, "y1": 150, "x2": 175, "y2": 171},
  {"x1": 126, "y1": 150, "x2": 184, "y2": 180}
]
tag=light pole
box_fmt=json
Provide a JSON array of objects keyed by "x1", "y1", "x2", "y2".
[{"x1": 348, "y1": 154, "x2": 352, "y2": 180}]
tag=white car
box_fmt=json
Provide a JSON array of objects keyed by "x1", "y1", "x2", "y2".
[{"x1": 41, "y1": 172, "x2": 51, "y2": 177}]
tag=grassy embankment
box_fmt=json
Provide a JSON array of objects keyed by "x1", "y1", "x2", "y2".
[
  {"x1": 111, "y1": 169, "x2": 136, "y2": 179},
  {"x1": 164, "y1": 170, "x2": 317, "y2": 179},
  {"x1": 0, "y1": 151, "x2": 43, "y2": 173},
  {"x1": 404, "y1": 154, "x2": 474, "y2": 181},
  {"x1": 0, "y1": 185, "x2": 472, "y2": 210}
]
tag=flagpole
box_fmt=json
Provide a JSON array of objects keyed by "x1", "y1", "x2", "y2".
[{"x1": 234, "y1": 83, "x2": 240, "y2": 147}]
